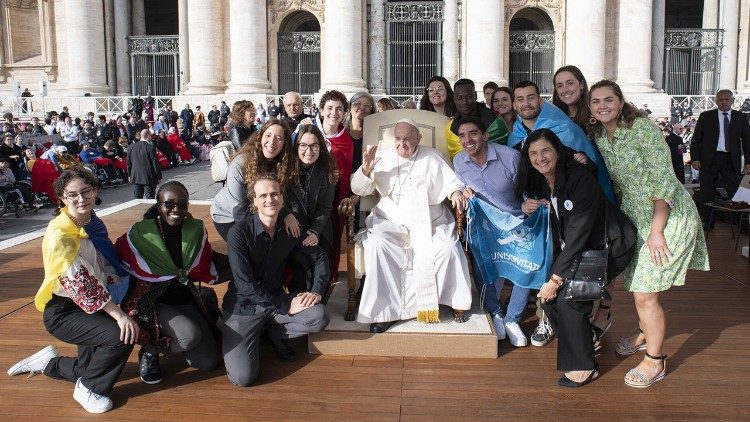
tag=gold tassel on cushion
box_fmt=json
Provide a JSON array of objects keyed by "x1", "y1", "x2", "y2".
[{"x1": 417, "y1": 309, "x2": 441, "y2": 323}]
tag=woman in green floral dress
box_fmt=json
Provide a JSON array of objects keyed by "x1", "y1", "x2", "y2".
[{"x1": 588, "y1": 80, "x2": 709, "y2": 388}]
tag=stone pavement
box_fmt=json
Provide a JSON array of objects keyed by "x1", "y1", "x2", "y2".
[{"x1": 0, "y1": 161, "x2": 221, "y2": 243}]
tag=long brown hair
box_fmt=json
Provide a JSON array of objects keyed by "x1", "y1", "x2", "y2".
[
  {"x1": 552, "y1": 65, "x2": 591, "y2": 129},
  {"x1": 229, "y1": 100, "x2": 256, "y2": 127},
  {"x1": 588, "y1": 79, "x2": 647, "y2": 138},
  {"x1": 289, "y1": 125, "x2": 340, "y2": 185},
  {"x1": 236, "y1": 118, "x2": 292, "y2": 191}
]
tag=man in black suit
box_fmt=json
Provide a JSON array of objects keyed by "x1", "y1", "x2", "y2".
[
  {"x1": 691, "y1": 89, "x2": 750, "y2": 220},
  {"x1": 664, "y1": 123, "x2": 685, "y2": 184},
  {"x1": 180, "y1": 104, "x2": 195, "y2": 137},
  {"x1": 127, "y1": 129, "x2": 162, "y2": 199}
]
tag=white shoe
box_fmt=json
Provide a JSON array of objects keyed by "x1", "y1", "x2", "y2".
[
  {"x1": 73, "y1": 378, "x2": 113, "y2": 413},
  {"x1": 492, "y1": 314, "x2": 506, "y2": 340},
  {"x1": 504, "y1": 321, "x2": 528, "y2": 347},
  {"x1": 530, "y1": 319, "x2": 555, "y2": 347},
  {"x1": 7, "y1": 345, "x2": 58, "y2": 376}
]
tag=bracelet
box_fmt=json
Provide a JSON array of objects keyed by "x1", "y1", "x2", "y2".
[{"x1": 550, "y1": 276, "x2": 564, "y2": 286}]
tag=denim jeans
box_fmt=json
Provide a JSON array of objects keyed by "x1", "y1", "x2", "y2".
[{"x1": 471, "y1": 255, "x2": 530, "y2": 323}]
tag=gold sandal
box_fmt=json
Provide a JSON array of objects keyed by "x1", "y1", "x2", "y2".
[{"x1": 624, "y1": 352, "x2": 667, "y2": 388}]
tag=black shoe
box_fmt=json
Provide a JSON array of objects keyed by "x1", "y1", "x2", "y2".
[
  {"x1": 271, "y1": 339, "x2": 297, "y2": 361},
  {"x1": 558, "y1": 366, "x2": 599, "y2": 388},
  {"x1": 369, "y1": 321, "x2": 394, "y2": 334},
  {"x1": 138, "y1": 349, "x2": 162, "y2": 384}
]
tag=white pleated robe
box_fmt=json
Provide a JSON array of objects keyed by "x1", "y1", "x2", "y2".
[{"x1": 351, "y1": 146, "x2": 473, "y2": 324}]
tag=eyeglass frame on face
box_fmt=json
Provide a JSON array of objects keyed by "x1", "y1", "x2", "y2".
[
  {"x1": 63, "y1": 187, "x2": 96, "y2": 201},
  {"x1": 351, "y1": 102, "x2": 372, "y2": 110},
  {"x1": 159, "y1": 200, "x2": 190, "y2": 210},
  {"x1": 298, "y1": 142, "x2": 321, "y2": 152}
]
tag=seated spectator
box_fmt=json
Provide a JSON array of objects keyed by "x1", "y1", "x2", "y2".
[
  {"x1": 167, "y1": 127, "x2": 196, "y2": 165},
  {"x1": 0, "y1": 156, "x2": 40, "y2": 209},
  {"x1": 153, "y1": 130, "x2": 180, "y2": 168},
  {"x1": 222, "y1": 173, "x2": 330, "y2": 387},
  {"x1": 79, "y1": 143, "x2": 122, "y2": 185},
  {"x1": 116, "y1": 182, "x2": 220, "y2": 385}
]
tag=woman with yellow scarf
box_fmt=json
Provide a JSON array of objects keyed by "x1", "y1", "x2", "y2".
[{"x1": 7, "y1": 167, "x2": 137, "y2": 414}]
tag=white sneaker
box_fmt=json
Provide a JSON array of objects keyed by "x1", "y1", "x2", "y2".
[
  {"x1": 531, "y1": 320, "x2": 555, "y2": 347},
  {"x1": 7, "y1": 345, "x2": 58, "y2": 376},
  {"x1": 73, "y1": 378, "x2": 113, "y2": 413},
  {"x1": 504, "y1": 321, "x2": 528, "y2": 347},
  {"x1": 492, "y1": 314, "x2": 506, "y2": 340}
]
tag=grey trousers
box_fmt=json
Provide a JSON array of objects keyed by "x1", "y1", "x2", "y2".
[
  {"x1": 144, "y1": 303, "x2": 220, "y2": 371},
  {"x1": 221, "y1": 296, "x2": 330, "y2": 387}
]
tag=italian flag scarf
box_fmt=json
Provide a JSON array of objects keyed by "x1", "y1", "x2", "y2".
[{"x1": 115, "y1": 217, "x2": 217, "y2": 284}]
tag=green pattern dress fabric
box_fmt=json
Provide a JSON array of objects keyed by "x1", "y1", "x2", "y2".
[{"x1": 594, "y1": 117, "x2": 709, "y2": 293}]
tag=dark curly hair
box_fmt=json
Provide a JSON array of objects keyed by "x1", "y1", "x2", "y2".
[
  {"x1": 289, "y1": 125, "x2": 340, "y2": 185},
  {"x1": 318, "y1": 90, "x2": 349, "y2": 112},
  {"x1": 52, "y1": 167, "x2": 100, "y2": 215}
]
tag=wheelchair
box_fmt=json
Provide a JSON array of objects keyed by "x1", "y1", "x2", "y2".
[{"x1": 0, "y1": 181, "x2": 41, "y2": 218}]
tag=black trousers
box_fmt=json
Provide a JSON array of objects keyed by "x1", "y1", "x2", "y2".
[
  {"x1": 541, "y1": 293, "x2": 596, "y2": 371},
  {"x1": 42, "y1": 295, "x2": 134, "y2": 396},
  {"x1": 133, "y1": 183, "x2": 156, "y2": 199},
  {"x1": 699, "y1": 152, "x2": 742, "y2": 218}
]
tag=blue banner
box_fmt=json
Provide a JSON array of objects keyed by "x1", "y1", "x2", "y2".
[{"x1": 467, "y1": 197, "x2": 553, "y2": 290}]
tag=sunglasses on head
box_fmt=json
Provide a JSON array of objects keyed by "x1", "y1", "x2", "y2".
[{"x1": 160, "y1": 200, "x2": 189, "y2": 210}]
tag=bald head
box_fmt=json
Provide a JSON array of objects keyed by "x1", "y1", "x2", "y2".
[
  {"x1": 283, "y1": 91, "x2": 303, "y2": 118},
  {"x1": 394, "y1": 121, "x2": 421, "y2": 158}
]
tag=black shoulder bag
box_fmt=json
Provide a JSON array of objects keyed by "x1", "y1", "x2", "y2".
[{"x1": 561, "y1": 205, "x2": 612, "y2": 302}]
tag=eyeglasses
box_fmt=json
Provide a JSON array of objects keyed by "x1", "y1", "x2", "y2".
[
  {"x1": 63, "y1": 188, "x2": 96, "y2": 201},
  {"x1": 298, "y1": 143, "x2": 321, "y2": 152},
  {"x1": 427, "y1": 87, "x2": 446, "y2": 93},
  {"x1": 351, "y1": 102, "x2": 372, "y2": 110},
  {"x1": 160, "y1": 200, "x2": 189, "y2": 210}
]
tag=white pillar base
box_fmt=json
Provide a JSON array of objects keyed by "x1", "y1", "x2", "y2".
[
  {"x1": 68, "y1": 85, "x2": 112, "y2": 96},
  {"x1": 225, "y1": 80, "x2": 273, "y2": 94},
  {"x1": 184, "y1": 83, "x2": 226, "y2": 96}
]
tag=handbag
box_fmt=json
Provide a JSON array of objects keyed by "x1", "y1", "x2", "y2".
[{"x1": 562, "y1": 249, "x2": 612, "y2": 301}]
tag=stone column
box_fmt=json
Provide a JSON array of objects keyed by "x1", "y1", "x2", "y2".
[
  {"x1": 566, "y1": 0, "x2": 606, "y2": 83},
  {"x1": 104, "y1": 0, "x2": 116, "y2": 94},
  {"x1": 132, "y1": 0, "x2": 145, "y2": 35},
  {"x1": 178, "y1": 0, "x2": 189, "y2": 93},
  {"x1": 616, "y1": 0, "x2": 655, "y2": 92},
  {"x1": 368, "y1": 0, "x2": 386, "y2": 94},
  {"x1": 742, "y1": 0, "x2": 750, "y2": 92},
  {"x1": 702, "y1": 0, "x2": 719, "y2": 28},
  {"x1": 114, "y1": 0, "x2": 132, "y2": 95},
  {"x1": 65, "y1": 0, "x2": 110, "y2": 95},
  {"x1": 0, "y1": 7, "x2": 5, "y2": 83},
  {"x1": 226, "y1": 0, "x2": 271, "y2": 93},
  {"x1": 184, "y1": 0, "x2": 225, "y2": 94},
  {"x1": 321, "y1": 0, "x2": 367, "y2": 93},
  {"x1": 464, "y1": 0, "x2": 505, "y2": 88},
  {"x1": 650, "y1": 0, "x2": 666, "y2": 91},
  {"x1": 442, "y1": 0, "x2": 459, "y2": 85},
  {"x1": 719, "y1": 0, "x2": 739, "y2": 90}
]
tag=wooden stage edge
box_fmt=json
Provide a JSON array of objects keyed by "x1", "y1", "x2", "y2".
[{"x1": 0, "y1": 203, "x2": 749, "y2": 421}]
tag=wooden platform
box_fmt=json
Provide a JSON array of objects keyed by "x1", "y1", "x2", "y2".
[{"x1": 1, "y1": 203, "x2": 749, "y2": 421}]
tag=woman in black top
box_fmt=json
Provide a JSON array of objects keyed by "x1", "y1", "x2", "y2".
[
  {"x1": 227, "y1": 100, "x2": 257, "y2": 150},
  {"x1": 517, "y1": 128, "x2": 607, "y2": 388},
  {"x1": 285, "y1": 125, "x2": 339, "y2": 293}
]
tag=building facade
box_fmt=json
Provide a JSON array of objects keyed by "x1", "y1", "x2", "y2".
[{"x1": 0, "y1": 0, "x2": 749, "y2": 116}]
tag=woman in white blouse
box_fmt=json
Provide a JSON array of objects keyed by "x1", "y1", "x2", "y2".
[{"x1": 7, "y1": 167, "x2": 138, "y2": 414}]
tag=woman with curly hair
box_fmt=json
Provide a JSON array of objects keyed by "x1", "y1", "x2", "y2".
[
  {"x1": 419, "y1": 76, "x2": 457, "y2": 117},
  {"x1": 589, "y1": 79, "x2": 709, "y2": 388},
  {"x1": 211, "y1": 118, "x2": 293, "y2": 240},
  {"x1": 227, "y1": 100, "x2": 257, "y2": 150}
]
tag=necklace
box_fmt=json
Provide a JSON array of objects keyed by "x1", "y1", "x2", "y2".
[
  {"x1": 66, "y1": 211, "x2": 91, "y2": 228},
  {"x1": 391, "y1": 148, "x2": 419, "y2": 204}
]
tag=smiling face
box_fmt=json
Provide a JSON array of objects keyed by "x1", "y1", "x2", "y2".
[
  {"x1": 350, "y1": 98, "x2": 373, "y2": 121},
  {"x1": 243, "y1": 108, "x2": 257, "y2": 126},
  {"x1": 454, "y1": 84, "x2": 477, "y2": 116},
  {"x1": 253, "y1": 179, "x2": 282, "y2": 218},
  {"x1": 492, "y1": 90, "x2": 513, "y2": 117},
  {"x1": 554, "y1": 71, "x2": 583, "y2": 107},
  {"x1": 61, "y1": 177, "x2": 98, "y2": 219},
  {"x1": 513, "y1": 86, "x2": 543, "y2": 123},
  {"x1": 297, "y1": 132, "x2": 321, "y2": 167},
  {"x1": 158, "y1": 185, "x2": 189, "y2": 227},
  {"x1": 527, "y1": 137, "x2": 559, "y2": 179},
  {"x1": 589, "y1": 86, "x2": 624, "y2": 127},
  {"x1": 427, "y1": 80, "x2": 448, "y2": 107},
  {"x1": 458, "y1": 122, "x2": 488, "y2": 161},
  {"x1": 283, "y1": 93, "x2": 303, "y2": 118},
  {"x1": 322, "y1": 100, "x2": 345, "y2": 128},
  {"x1": 261, "y1": 124, "x2": 285, "y2": 159},
  {"x1": 393, "y1": 122, "x2": 421, "y2": 158}
]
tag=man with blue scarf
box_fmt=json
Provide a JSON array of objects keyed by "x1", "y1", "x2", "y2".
[{"x1": 508, "y1": 81, "x2": 615, "y2": 204}]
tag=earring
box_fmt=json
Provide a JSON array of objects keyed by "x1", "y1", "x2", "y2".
[{"x1": 589, "y1": 116, "x2": 598, "y2": 125}]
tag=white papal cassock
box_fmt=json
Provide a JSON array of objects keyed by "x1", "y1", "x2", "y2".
[{"x1": 351, "y1": 146, "x2": 472, "y2": 324}]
